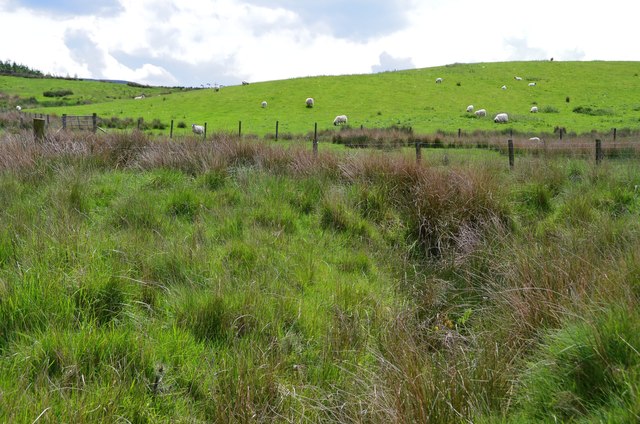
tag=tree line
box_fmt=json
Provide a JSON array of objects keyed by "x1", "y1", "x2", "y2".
[{"x1": 0, "y1": 60, "x2": 44, "y2": 78}]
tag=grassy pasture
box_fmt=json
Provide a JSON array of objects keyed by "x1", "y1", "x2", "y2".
[{"x1": 5, "y1": 60, "x2": 640, "y2": 136}]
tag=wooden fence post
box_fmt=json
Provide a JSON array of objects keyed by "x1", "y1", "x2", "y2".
[
  {"x1": 238, "y1": 120, "x2": 242, "y2": 138},
  {"x1": 62, "y1": 114, "x2": 67, "y2": 130},
  {"x1": 595, "y1": 139, "x2": 603, "y2": 164},
  {"x1": 204, "y1": 122, "x2": 207, "y2": 139},
  {"x1": 458, "y1": 128, "x2": 461, "y2": 138},
  {"x1": 612, "y1": 128, "x2": 617, "y2": 141},
  {"x1": 313, "y1": 122, "x2": 318, "y2": 157},
  {"x1": 170, "y1": 120, "x2": 174, "y2": 138},
  {"x1": 137, "y1": 118, "x2": 142, "y2": 130},
  {"x1": 33, "y1": 118, "x2": 45, "y2": 141},
  {"x1": 508, "y1": 139, "x2": 514, "y2": 170},
  {"x1": 92, "y1": 113, "x2": 97, "y2": 133},
  {"x1": 275, "y1": 120, "x2": 279, "y2": 141},
  {"x1": 415, "y1": 142, "x2": 422, "y2": 163}
]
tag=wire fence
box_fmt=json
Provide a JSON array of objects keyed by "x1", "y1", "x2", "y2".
[{"x1": 9, "y1": 112, "x2": 640, "y2": 165}]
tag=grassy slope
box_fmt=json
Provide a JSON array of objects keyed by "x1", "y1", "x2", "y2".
[
  {"x1": 0, "y1": 76, "x2": 186, "y2": 107},
  {"x1": 11, "y1": 61, "x2": 640, "y2": 135}
]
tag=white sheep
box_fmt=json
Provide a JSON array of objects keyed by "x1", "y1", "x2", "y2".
[
  {"x1": 475, "y1": 109, "x2": 487, "y2": 117},
  {"x1": 333, "y1": 115, "x2": 348, "y2": 126},
  {"x1": 528, "y1": 82, "x2": 536, "y2": 87},
  {"x1": 501, "y1": 85, "x2": 507, "y2": 90},
  {"x1": 494, "y1": 113, "x2": 509, "y2": 123},
  {"x1": 15, "y1": 105, "x2": 21, "y2": 111},
  {"x1": 529, "y1": 137, "x2": 541, "y2": 142},
  {"x1": 242, "y1": 81, "x2": 250, "y2": 85},
  {"x1": 261, "y1": 101, "x2": 267, "y2": 108},
  {"x1": 466, "y1": 105, "x2": 474, "y2": 113},
  {"x1": 435, "y1": 77, "x2": 443, "y2": 83},
  {"x1": 514, "y1": 76, "x2": 523, "y2": 81},
  {"x1": 530, "y1": 106, "x2": 539, "y2": 113},
  {"x1": 134, "y1": 94, "x2": 145, "y2": 100},
  {"x1": 192, "y1": 124, "x2": 205, "y2": 135},
  {"x1": 305, "y1": 97, "x2": 314, "y2": 108}
]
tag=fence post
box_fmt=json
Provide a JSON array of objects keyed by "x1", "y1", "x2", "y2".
[
  {"x1": 204, "y1": 122, "x2": 207, "y2": 139},
  {"x1": 137, "y1": 118, "x2": 142, "y2": 130},
  {"x1": 415, "y1": 142, "x2": 422, "y2": 163},
  {"x1": 170, "y1": 120, "x2": 174, "y2": 138},
  {"x1": 62, "y1": 114, "x2": 67, "y2": 130},
  {"x1": 508, "y1": 139, "x2": 514, "y2": 170},
  {"x1": 92, "y1": 113, "x2": 97, "y2": 133},
  {"x1": 238, "y1": 120, "x2": 242, "y2": 138},
  {"x1": 595, "y1": 139, "x2": 603, "y2": 164},
  {"x1": 313, "y1": 122, "x2": 318, "y2": 157},
  {"x1": 458, "y1": 128, "x2": 461, "y2": 138},
  {"x1": 275, "y1": 120, "x2": 279, "y2": 141},
  {"x1": 612, "y1": 128, "x2": 617, "y2": 141},
  {"x1": 33, "y1": 118, "x2": 46, "y2": 141}
]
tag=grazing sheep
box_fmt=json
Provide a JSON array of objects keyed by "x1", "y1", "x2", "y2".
[
  {"x1": 528, "y1": 82, "x2": 536, "y2": 87},
  {"x1": 261, "y1": 101, "x2": 267, "y2": 108},
  {"x1": 15, "y1": 105, "x2": 21, "y2": 111},
  {"x1": 466, "y1": 105, "x2": 474, "y2": 113},
  {"x1": 475, "y1": 109, "x2": 487, "y2": 117},
  {"x1": 529, "y1": 137, "x2": 541, "y2": 142},
  {"x1": 305, "y1": 97, "x2": 314, "y2": 108},
  {"x1": 242, "y1": 81, "x2": 250, "y2": 85},
  {"x1": 191, "y1": 124, "x2": 205, "y2": 135},
  {"x1": 435, "y1": 77, "x2": 443, "y2": 83},
  {"x1": 514, "y1": 76, "x2": 523, "y2": 81},
  {"x1": 494, "y1": 113, "x2": 509, "y2": 123},
  {"x1": 134, "y1": 94, "x2": 145, "y2": 100},
  {"x1": 501, "y1": 85, "x2": 507, "y2": 90},
  {"x1": 530, "y1": 106, "x2": 539, "y2": 113},
  {"x1": 333, "y1": 115, "x2": 348, "y2": 126}
]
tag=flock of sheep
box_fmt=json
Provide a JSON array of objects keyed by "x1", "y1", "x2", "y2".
[
  {"x1": 191, "y1": 95, "x2": 348, "y2": 135},
  {"x1": 188, "y1": 74, "x2": 543, "y2": 137},
  {"x1": 436, "y1": 75, "x2": 542, "y2": 139}
]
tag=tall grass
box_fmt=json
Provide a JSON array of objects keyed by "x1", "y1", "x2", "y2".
[{"x1": 0, "y1": 130, "x2": 638, "y2": 423}]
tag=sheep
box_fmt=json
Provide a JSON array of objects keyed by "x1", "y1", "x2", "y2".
[
  {"x1": 501, "y1": 85, "x2": 507, "y2": 90},
  {"x1": 191, "y1": 124, "x2": 205, "y2": 135},
  {"x1": 528, "y1": 137, "x2": 541, "y2": 142},
  {"x1": 514, "y1": 76, "x2": 523, "y2": 81},
  {"x1": 530, "y1": 106, "x2": 539, "y2": 113},
  {"x1": 333, "y1": 115, "x2": 348, "y2": 126},
  {"x1": 305, "y1": 97, "x2": 314, "y2": 108},
  {"x1": 261, "y1": 101, "x2": 267, "y2": 108},
  {"x1": 242, "y1": 81, "x2": 250, "y2": 85},
  {"x1": 15, "y1": 105, "x2": 21, "y2": 111},
  {"x1": 435, "y1": 77, "x2": 443, "y2": 83},
  {"x1": 494, "y1": 113, "x2": 509, "y2": 123},
  {"x1": 528, "y1": 82, "x2": 536, "y2": 87},
  {"x1": 466, "y1": 105, "x2": 474, "y2": 113},
  {"x1": 475, "y1": 109, "x2": 487, "y2": 117},
  {"x1": 134, "y1": 94, "x2": 145, "y2": 100}
]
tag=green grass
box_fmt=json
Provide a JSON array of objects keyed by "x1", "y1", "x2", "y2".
[
  {"x1": 0, "y1": 129, "x2": 638, "y2": 422},
  {"x1": 3, "y1": 61, "x2": 640, "y2": 136}
]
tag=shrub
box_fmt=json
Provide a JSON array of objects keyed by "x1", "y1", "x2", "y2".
[{"x1": 43, "y1": 89, "x2": 73, "y2": 97}]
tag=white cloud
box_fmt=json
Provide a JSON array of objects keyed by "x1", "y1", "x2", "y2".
[{"x1": 0, "y1": 0, "x2": 638, "y2": 86}]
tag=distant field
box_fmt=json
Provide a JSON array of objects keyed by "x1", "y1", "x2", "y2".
[{"x1": 4, "y1": 61, "x2": 640, "y2": 136}]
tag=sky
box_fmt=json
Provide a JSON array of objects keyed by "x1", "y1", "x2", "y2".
[{"x1": 0, "y1": 0, "x2": 637, "y2": 87}]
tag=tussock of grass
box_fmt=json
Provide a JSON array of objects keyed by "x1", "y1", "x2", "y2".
[{"x1": 0, "y1": 130, "x2": 638, "y2": 423}]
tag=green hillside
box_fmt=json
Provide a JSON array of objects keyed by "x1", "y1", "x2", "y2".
[{"x1": 6, "y1": 61, "x2": 640, "y2": 135}]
